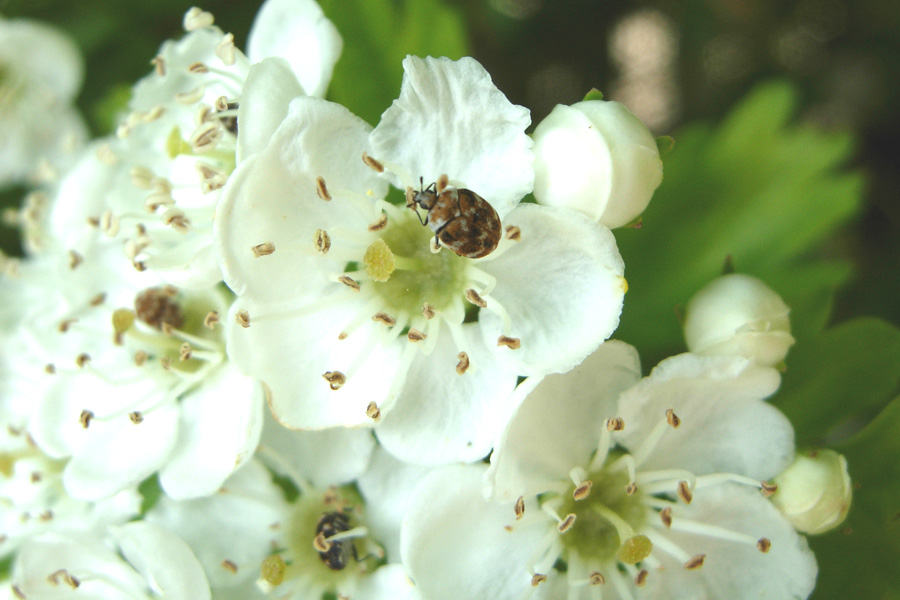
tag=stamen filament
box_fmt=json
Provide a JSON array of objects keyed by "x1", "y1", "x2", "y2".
[
  {"x1": 630, "y1": 417, "x2": 672, "y2": 467},
  {"x1": 591, "y1": 504, "x2": 636, "y2": 542},
  {"x1": 668, "y1": 517, "x2": 760, "y2": 546}
]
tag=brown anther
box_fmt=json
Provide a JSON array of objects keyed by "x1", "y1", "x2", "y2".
[
  {"x1": 436, "y1": 174, "x2": 449, "y2": 193},
  {"x1": 30, "y1": 471, "x2": 42, "y2": 483},
  {"x1": 180, "y1": 342, "x2": 192, "y2": 361},
  {"x1": 362, "y1": 152, "x2": 384, "y2": 173},
  {"x1": 760, "y1": 481, "x2": 777, "y2": 497},
  {"x1": 76, "y1": 353, "x2": 91, "y2": 368},
  {"x1": 129, "y1": 411, "x2": 144, "y2": 424},
  {"x1": 135, "y1": 287, "x2": 184, "y2": 331},
  {"x1": 569, "y1": 478, "x2": 592, "y2": 500},
  {"x1": 323, "y1": 371, "x2": 346, "y2": 390},
  {"x1": 252, "y1": 242, "x2": 275, "y2": 257},
  {"x1": 188, "y1": 62, "x2": 210, "y2": 74},
  {"x1": 204, "y1": 311, "x2": 219, "y2": 329},
  {"x1": 68, "y1": 250, "x2": 83, "y2": 270},
  {"x1": 607, "y1": 417, "x2": 625, "y2": 431},
  {"x1": 183, "y1": 7, "x2": 214, "y2": 31},
  {"x1": 87, "y1": 216, "x2": 101, "y2": 227},
  {"x1": 366, "y1": 401, "x2": 381, "y2": 421},
  {"x1": 216, "y1": 33, "x2": 236, "y2": 66},
  {"x1": 338, "y1": 332, "x2": 348, "y2": 340},
  {"x1": 214, "y1": 96, "x2": 229, "y2": 112},
  {"x1": 316, "y1": 176, "x2": 332, "y2": 201},
  {"x1": 465, "y1": 288, "x2": 488, "y2": 308},
  {"x1": 625, "y1": 481, "x2": 637, "y2": 496},
  {"x1": 338, "y1": 275, "x2": 360, "y2": 292},
  {"x1": 497, "y1": 336, "x2": 521, "y2": 349},
  {"x1": 558, "y1": 513, "x2": 576, "y2": 533},
  {"x1": 456, "y1": 351, "x2": 470, "y2": 375},
  {"x1": 222, "y1": 559, "x2": 238, "y2": 573},
  {"x1": 515, "y1": 496, "x2": 525, "y2": 520},
  {"x1": 160, "y1": 356, "x2": 172, "y2": 370},
  {"x1": 589, "y1": 572, "x2": 605, "y2": 585},
  {"x1": 504, "y1": 525, "x2": 513, "y2": 531},
  {"x1": 659, "y1": 506, "x2": 673, "y2": 528},
  {"x1": 368, "y1": 213, "x2": 388, "y2": 231},
  {"x1": 39, "y1": 510, "x2": 53, "y2": 522},
  {"x1": 89, "y1": 293, "x2": 106, "y2": 306},
  {"x1": 407, "y1": 328, "x2": 427, "y2": 342},
  {"x1": 505, "y1": 225, "x2": 522, "y2": 241},
  {"x1": 44, "y1": 363, "x2": 56, "y2": 374},
  {"x1": 757, "y1": 537, "x2": 772, "y2": 553},
  {"x1": 313, "y1": 532, "x2": 332, "y2": 552},
  {"x1": 235, "y1": 310, "x2": 251, "y2": 328},
  {"x1": 134, "y1": 350, "x2": 149, "y2": 366},
  {"x1": 79, "y1": 410, "x2": 94, "y2": 429},
  {"x1": 151, "y1": 56, "x2": 166, "y2": 77},
  {"x1": 422, "y1": 303, "x2": 435, "y2": 319},
  {"x1": 313, "y1": 229, "x2": 331, "y2": 255},
  {"x1": 635, "y1": 569, "x2": 649, "y2": 586},
  {"x1": 666, "y1": 408, "x2": 681, "y2": 428},
  {"x1": 684, "y1": 554, "x2": 706, "y2": 570},
  {"x1": 322, "y1": 487, "x2": 339, "y2": 505},
  {"x1": 58, "y1": 319, "x2": 77, "y2": 333},
  {"x1": 531, "y1": 574, "x2": 547, "y2": 587},
  {"x1": 677, "y1": 481, "x2": 693, "y2": 504},
  {"x1": 372, "y1": 312, "x2": 396, "y2": 326}
]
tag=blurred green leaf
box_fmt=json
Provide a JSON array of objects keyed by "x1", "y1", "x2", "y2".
[
  {"x1": 809, "y1": 395, "x2": 900, "y2": 600},
  {"x1": 615, "y1": 81, "x2": 864, "y2": 367},
  {"x1": 775, "y1": 317, "x2": 900, "y2": 444},
  {"x1": 318, "y1": 0, "x2": 468, "y2": 125}
]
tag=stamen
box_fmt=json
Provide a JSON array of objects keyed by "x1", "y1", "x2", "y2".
[
  {"x1": 422, "y1": 303, "x2": 436, "y2": 319},
  {"x1": 314, "y1": 229, "x2": 331, "y2": 254},
  {"x1": 760, "y1": 481, "x2": 777, "y2": 496},
  {"x1": 558, "y1": 513, "x2": 577, "y2": 533},
  {"x1": 68, "y1": 250, "x2": 83, "y2": 269},
  {"x1": 407, "y1": 328, "x2": 427, "y2": 342},
  {"x1": 151, "y1": 56, "x2": 166, "y2": 77},
  {"x1": 630, "y1": 414, "x2": 673, "y2": 467},
  {"x1": 677, "y1": 481, "x2": 693, "y2": 504},
  {"x1": 222, "y1": 559, "x2": 238, "y2": 573},
  {"x1": 368, "y1": 213, "x2": 388, "y2": 231},
  {"x1": 573, "y1": 480, "x2": 593, "y2": 501},
  {"x1": 316, "y1": 176, "x2": 331, "y2": 201},
  {"x1": 252, "y1": 242, "x2": 275, "y2": 257},
  {"x1": 235, "y1": 310, "x2": 250, "y2": 328},
  {"x1": 372, "y1": 312, "x2": 396, "y2": 326},
  {"x1": 338, "y1": 276, "x2": 360, "y2": 292},
  {"x1": 180, "y1": 343, "x2": 192, "y2": 361},
  {"x1": 757, "y1": 538, "x2": 772, "y2": 552},
  {"x1": 130, "y1": 411, "x2": 144, "y2": 424},
  {"x1": 684, "y1": 554, "x2": 706, "y2": 570},
  {"x1": 204, "y1": 311, "x2": 219, "y2": 328},
  {"x1": 183, "y1": 7, "x2": 214, "y2": 31},
  {"x1": 366, "y1": 401, "x2": 381, "y2": 421},
  {"x1": 665, "y1": 408, "x2": 681, "y2": 428},
  {"x1": 188, "y1": 62, "x2": 210, "y2": 74},
  {"x1": 659, "y1": 507, "x2": 672, "y2": 528},
  {"x1": 497, "y1": 335, "x2": 521, "y2": 349},
  {"x1": 361, "y1": 152, "x2": 384, "y2": 173},
  {"x1": 79, "y1": 410, "x2": 93, "y2": 428},
  {"x1": 216, "y1": 33, "x2": 236, "y2": 66},
  {"x1": 668, "y1": 514, "x2": 768, "y2": 548},
  {"x1": 531, "y1": 574, "x2": 548, "y2": 586},
  {"x1": 322, "y1": 371, "x2": 346, "y2": 390},
  {"x1": 505, "y1": 225, "x2": 522, "y2": 241},
  {"x1": 693, "y1": 472, "x2": 776, "y2": 493},
  {"x1": 515, "y1": 496, "x2": 525, "y2": 520},
  {"x1": 76, "y1": 353, "x2": 91, "y2": 368},
  {"x1": 465, "y1": 288, "x2": 488, "y2": 308},
  {"x1": 456, "y1": 351, "x2": 470, "y2": 375},
  {"x1": 588, "y1": 418, "x2": 620, "y2": 471}
]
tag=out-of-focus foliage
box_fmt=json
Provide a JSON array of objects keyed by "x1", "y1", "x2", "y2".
[{"x1": 614, "y1": 82, "x2": 863, "y2": 366}]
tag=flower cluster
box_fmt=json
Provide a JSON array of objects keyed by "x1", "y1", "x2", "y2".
[{"x1": 0, "y1": 2, "x2": 844, "y2": 599}]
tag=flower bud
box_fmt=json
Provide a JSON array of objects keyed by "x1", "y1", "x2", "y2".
[
  {"x1": 771, "y1": 449, "x2": 852, "y2": 535},
  {"x1": 683, "y1": 273, "x2": 795, "y2": 367},
  {"x1": 532, "y1": 100, "x2": 663, "y2": 228}
]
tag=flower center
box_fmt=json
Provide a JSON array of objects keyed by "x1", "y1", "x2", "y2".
[{"x1": 369, "y1": 211, "x2": 469, "y2": 314}]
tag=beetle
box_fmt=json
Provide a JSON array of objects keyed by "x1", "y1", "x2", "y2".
[
  {"x1": 407, "y1": 175, "x2": 502, "y2": 259},
  {"x1": 315, "y1": 511, "x2": 357, "y2": 570}
]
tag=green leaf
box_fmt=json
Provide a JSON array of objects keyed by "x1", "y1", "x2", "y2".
[
  {"x1": 775, "y1": 317, "x2": 900, "y2": 445},
  {"x1": 614, "y1": 81, "x2": 864, "y2": 367},
  {"x1": 318, "y1": 0, "x2": 468, "y2": 125},
  {"x1": 809, "y1": 396, "x2": 900, "y2": 600}
]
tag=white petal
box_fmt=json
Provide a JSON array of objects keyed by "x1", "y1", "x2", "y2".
[
  {"x1": 358, "y1": 446, "x2": 436, "y2": 563},
  {"x1": 237, "y1": 57, "x2": 305, "y2": 161},
  {"x1": 486, "y1": 340, "x2": 642, "y2": 501},
  {"x1": 260, "y1": 409, "x2": 376, "y2": 488},
  {"x1": 401, "y1": 465, "x2": 549, "y2": 600},
  {"x1": 375, "y1": 322, "x2": 519, "y2": 465},
  {"x1": 158, "y1": 368, "x2": 264, "y2": 500},
  {"x1": 226, "y1": 300, "x2": 404, "y2": 429},
  {"x1": 642, "y1": 484, "x2": 817, "y2": 600},
  {"x1": 478, "y1": 203, "x2": 626, "y2": 375},
  {"x1": 246, "y1": 0, "x2": 342, "y2": 98},
  {"x1": 114, "y1": 521, "x2": 211, "y2": 600},
  {"x1": 351, "y1": 564, "x2": 418, "y2": 600},
  {"x1": 147, "y1": 460, "x2": 289, "y2": 590},
  {"x1": 370, "y1": 56, "x2": 532, "y2": 217},
  {"x1": 0, "y1": 19, "x2": 83, "y2": 99},
  {"x1": 214, "y1": 97, "x2": 386, "y2": 308},
  {"x1": 616, "y1": 353, "x2": 794, "y2": 480}
]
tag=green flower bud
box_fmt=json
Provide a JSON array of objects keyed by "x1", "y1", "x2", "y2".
[{"x1": 771, "y1": 449, "x2": 852, "y2": 535}]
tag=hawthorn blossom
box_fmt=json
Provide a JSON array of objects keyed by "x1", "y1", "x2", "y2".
[
  {"x1": 402, "y1": 342, "x2": 817, "y2": 599},
  {"x1": 215, "y1": 55, "x2": 626, "y2": 464},
  {"x1": 0, "y1": 17, "x2": 86, "y2": 186}
]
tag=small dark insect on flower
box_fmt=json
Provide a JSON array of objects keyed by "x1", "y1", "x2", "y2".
[
  {"x1": 408, "y1": 175, "x2": 502, "y2": 259},
  {"x1": 316, "y1": 511, "x2": 357, "y2": 570}
]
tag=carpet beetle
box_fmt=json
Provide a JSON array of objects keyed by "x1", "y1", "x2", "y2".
[
  {"x1": 316, "y1": 511, "x2": 357, "y2": 570},
  {"x1": 408, "y1": 175, "x2": 501, "y2": 259}
]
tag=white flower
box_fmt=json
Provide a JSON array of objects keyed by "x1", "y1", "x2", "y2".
[
  {"x1": 402, "y1": 343, "x2": 818, "y2": 600},
  {"x1": 683, "y1": 273, "x2": 795, "y2": 367},
  {"x1": 215, "y1": 55, "x2": 626, "y2": 465},
  {"x1": 0, "y1": 17, "x2": 87, "y2": 186},
  {"x1": 11, "y1": 522, "x2": 210, "y2": 600},
  {"x1": 532, "y1": 99, "x2": 663, "y2": 228},
  {"x1": 771, "y1": 449, "x2": 852, "y2": 535}
]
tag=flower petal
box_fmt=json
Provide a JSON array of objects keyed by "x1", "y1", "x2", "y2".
[
  {"x1": 215, "y1": 97, "x2": 386, "y2": 307},
  {"x1": 226, "y1": 300, "x2": 404, "y2": 429},
  {"x1": 375, "y1": 322, "x2": 519, "y2": 465},
  {"x1": 351, "y1": 564, "x2": 418, "y2": 600},
  {"x1": 237, "y1": 57, "x2": 305, "y2": 160},
  {"x1": 486, "y1": 340, "x2": 642, "y2": 501},
  {"x1": 401, "y1": 465, "x2": 548, "y2": 600},
  {"x1": 616, "y1": 353, "x2": 793, "y2": 480},
  {"x1": 370, "y1": 56, "x2": 532, "y2": 218},
  {"x1": 246, "y1": 0, "x2": 342, "y2": 98},
  {"x1": 478, "y1": 203, "x2": 626, "y2": 376},
  {"x1": 158, "y1": 368, "x2": 264, "y2": 500}
]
